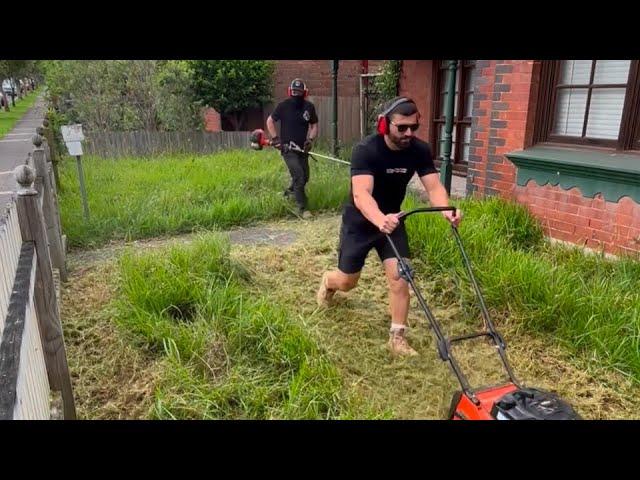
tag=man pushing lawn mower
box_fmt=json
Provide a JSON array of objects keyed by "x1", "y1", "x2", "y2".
[
  {"x1": 312, "y1": 96, "x2": 581, "y2": 420},
  {"x1": 316, "y1": 96, "x2": 462, "y2": 357}
]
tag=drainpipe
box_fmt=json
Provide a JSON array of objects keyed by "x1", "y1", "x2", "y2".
[
  {"x1": 360, "y1": 61, "x2": 368, "y2": 139},
  {"x1": 439, "y1": 60, "x2": 457, "y2": 195},
  {"x1": 331, "y1": 60, "x2": 339, "y2": 156}
]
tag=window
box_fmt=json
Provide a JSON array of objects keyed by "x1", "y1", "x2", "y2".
[
  {"x1": 432, "y1": 60, "x2": 477, "y2": 170},
  {"x1": 535, "y1": 60, "x2": 640, "y2": 150}
]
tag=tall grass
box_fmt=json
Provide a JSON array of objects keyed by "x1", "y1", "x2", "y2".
[
  {"x1": 117, "y1": 233, "x2": 363, "y2": 419},
  {"x1": 403, "y1": 194, "x2": 640, "y2": 382},
  {"x1": 59, "y1": 149, "x2": 351, "y2": 248}
]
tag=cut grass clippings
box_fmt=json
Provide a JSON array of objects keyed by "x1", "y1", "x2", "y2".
[
  {"x1": 230, "y1": 214, "x2": 640, "y2": 419},
  {"x1": 114, "y1": 232, "x2": 381, "y2": 419},
  {"x1": 62, "y1": 211, "x2": 640, "y2": 419}
]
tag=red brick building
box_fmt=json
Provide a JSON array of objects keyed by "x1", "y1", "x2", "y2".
[
  {"x1": 399, "y1": 60, "x2": 640, "y2": 257},
  {"x1": 206, "y1": 60, "x2": 386, "y2": 138},
  {"x1": 266, "y1": 60, "x2": 386, "y2": 143},
  {"x1": 271, "y1": 60, "x2": 385, "y2": 102}
]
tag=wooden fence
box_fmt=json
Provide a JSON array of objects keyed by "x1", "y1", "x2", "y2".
[
  {"x1": 83, "y1": 130, "x2": 252, "y2": 158},
  {"x1": 81, "y1": 96, "x2": 364, "y2": 158},
  {"x1": 307, "y1": 95, "x2": 361, "y2": 145},
  {"x1": 0, "y1": 129, "x2": 74, "y2": 420}
]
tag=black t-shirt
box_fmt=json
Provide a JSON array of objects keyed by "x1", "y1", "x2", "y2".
[
  {"x1": 343, "y1": 134, "x2": 437, "y2": 229},
  {"x1": 270, "y1": 97, "x2": 318, "y2": 147}
]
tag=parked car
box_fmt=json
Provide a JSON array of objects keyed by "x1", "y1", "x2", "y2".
[{"x1": 2, "y1": 79, "x2": 17, "y2": 96}]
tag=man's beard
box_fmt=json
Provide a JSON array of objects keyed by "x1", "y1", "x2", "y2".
[{"x1": 390, "y1": 134, "x2": 412, "y2": 149}]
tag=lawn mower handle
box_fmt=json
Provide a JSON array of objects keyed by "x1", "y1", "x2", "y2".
[
  {"x1": 397, "y1": 206, "x2": 457, "y2": 220},
  {"x1": 385, "y1": 206, "x2": 521, "y2": 401}
]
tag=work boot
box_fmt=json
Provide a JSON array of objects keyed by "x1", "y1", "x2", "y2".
[
  {"x1": 388, "y1": 327, "x2": 418, "y2": 357},
  {"x1": 296, "y1": 207, "x2": 312, "y2": 219},
  {"x1": 316, "y1": 272, "x2": 336, "y2": 307}
]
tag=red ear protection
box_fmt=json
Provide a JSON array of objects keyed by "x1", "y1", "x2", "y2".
[
  {"x1": 376, "y1": 115, "x2": 389, "y2": 135},
  {"x1": 376, "y1": 97, "x2": 414, "y2": 135}
]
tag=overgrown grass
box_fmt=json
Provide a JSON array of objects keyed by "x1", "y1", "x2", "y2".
[
  {"x1": 116, "y1": 233, "x2": 369, "y2": 419},
  {"x1": 402, "y1": 195, "x2": 640, "y2": 383},
  {"x1": 58, "y1": 149, "x2": 351, "y2": 249},
  {"x1": 0, "y1": 88, "x2": 42, "y2": 138}
]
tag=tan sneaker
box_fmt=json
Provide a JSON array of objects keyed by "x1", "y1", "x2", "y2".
[
  {"x1": 316, "y1": 272, "x2": 336, "y2": 307},
  {"x1": 302, "y1": 210, "x2": 313, "y2": 219},
  {"x1": 388, "y1": 328, "x2": 418, "y2": 356}
]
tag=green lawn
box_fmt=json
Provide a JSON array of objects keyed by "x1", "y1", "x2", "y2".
[{"x1": 58, "y1": 149, "x2": 351, "y2": 248}]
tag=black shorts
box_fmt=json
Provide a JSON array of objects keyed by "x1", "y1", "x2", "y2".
[{"x1": 337, "y1": 221, "x2": 410, "y2": 274}]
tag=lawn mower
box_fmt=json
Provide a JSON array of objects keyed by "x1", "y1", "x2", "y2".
[
  {"x1": 388, "y1": 206, "x2": 581, "y2": 420},
  {"x1": 249, "y1": 128, "x2": 350, "y2": 165}
]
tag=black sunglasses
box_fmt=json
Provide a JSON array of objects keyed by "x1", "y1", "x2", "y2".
[{"x1": 391, "y1": 122, "x2": 420, "y2": 133}]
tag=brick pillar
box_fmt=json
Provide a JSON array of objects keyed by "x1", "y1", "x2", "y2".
[
  {"x1": 204, "y1": 107, "x2": 221, "y2": 132},
  {"x1": 468, "y1": 60, "x2": 537, "y2": 199}
]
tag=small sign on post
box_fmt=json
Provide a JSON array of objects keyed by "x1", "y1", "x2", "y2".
[
  {"x1": 61, "y1": 124, "x2": 89, "y2": 221},
  {"x1": 61, "y1": 124, "x2": 84, "y2": 155}
]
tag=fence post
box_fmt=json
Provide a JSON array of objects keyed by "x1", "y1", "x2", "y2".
[
  {"x1": 32, "y1": 134, "x2": 66, "y2": 282},
  {"x1": 38, "y1": 126, "x2": 67, "y2": 255},
  {"x1": 41, "y1": 119, "x2": 60, "y2": 188},
  {"x1": 13, "y1": 164, "x2": 76, "y2": 420}
]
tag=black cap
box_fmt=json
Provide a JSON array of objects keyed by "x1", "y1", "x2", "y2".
[{"x1": 290, "y1": 78, "x2": 306, "y2": 94}]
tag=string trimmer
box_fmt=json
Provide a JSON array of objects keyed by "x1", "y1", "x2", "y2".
[{"x1": 249, "y1": 129, "x2": 350, "y2": 165}]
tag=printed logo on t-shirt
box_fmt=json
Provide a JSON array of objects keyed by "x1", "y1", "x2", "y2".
[
  {"x1": 386, "y1": 168, "x2": 408, "y2": 174},
  {"x1": 303, "y1": 110, "x2": 311, "y2": 121}
]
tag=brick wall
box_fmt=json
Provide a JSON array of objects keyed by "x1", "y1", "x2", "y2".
[
  {"x1": 271, "y1": 60, "x2": 385, "y2": 104},
  {"x1": 467, "y1": 60, "x2": 537, "y2": 199},
  {"x1": 203, "y1": 107, "x2": 221, "y2": 132},
  {"x1": 467, "y1": 60, "x2": 640, "y2": 256},
  {"x1": 398, "y1": 60, "x2": 434, "y2": 144},
  {"x1": 515, "y1": 186, "x2": 640, "y2": 256}
]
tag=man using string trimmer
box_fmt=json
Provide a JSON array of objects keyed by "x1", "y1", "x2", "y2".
[{"x1": 266, "y1": 78, "x2": 318, "y2": 219}]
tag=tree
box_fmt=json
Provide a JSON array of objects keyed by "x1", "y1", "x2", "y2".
[
  {"x1": 4, "y1": 60, "x2": 31, "y2": 103},
  {"x1": 0, "y1": 61, "x2": 10, "y2": 111},
  {"x1": 42, "y1": 60, "x2": 201, "y2": 132},
  {"x1": 43, "y1": 60, "x2": 159, "y2": 131},
  {"x1": 154, "y1": 61, "x2": 202, "y2": 131},
  {"x1": 188, "y1": 60, "x2": 275, "y2": 131},
  {"x1": 0, "y1": 60, "x2": 33, "y2": 110},
  {"x1": 365, "y1": 60, "x2": 403, "y2": 134}
]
